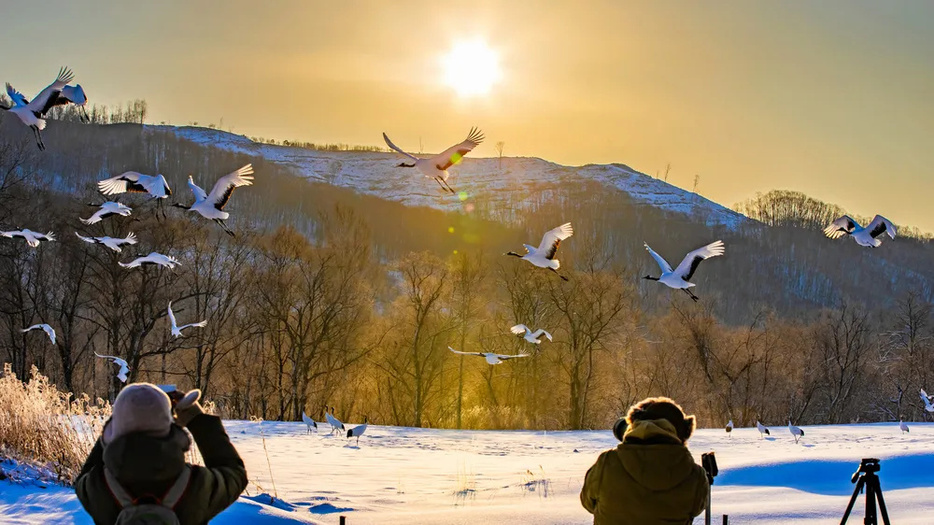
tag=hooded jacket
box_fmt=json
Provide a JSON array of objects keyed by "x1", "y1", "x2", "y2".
[
  {"x1": 75, "y1": 413, "x2": 247, "y2": 525},
  {"x1": 580, "y1": 418, "x2": 709, "y2": 525}
]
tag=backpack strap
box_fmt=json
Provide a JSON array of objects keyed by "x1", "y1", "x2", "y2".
[
  {"x1": 161, "y1": 466, "x2": 191, "y2": 509},
  {"x1": 103, "y1": 467, "x2": 134, "y2": 508},
  {"x1": 103, "y1": 466, "x2": 191, "y2": 509}
]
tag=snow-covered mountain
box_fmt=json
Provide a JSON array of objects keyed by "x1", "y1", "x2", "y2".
[{"x1": 159, "y1": 126, "x2": 746, "y2": 228}]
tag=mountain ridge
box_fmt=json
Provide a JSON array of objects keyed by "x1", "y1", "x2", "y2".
[{"x1": 156, "y1": 125, "x2": 747, "y2": 229}]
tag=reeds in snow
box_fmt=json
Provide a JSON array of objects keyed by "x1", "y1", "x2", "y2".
[{"x1": 0, "y1": 364, "x2": 110, "y2": 484}]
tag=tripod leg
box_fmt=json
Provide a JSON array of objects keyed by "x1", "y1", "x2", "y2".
[
  {"x1": 872, "y1": 476, "x2": 891, "y2": 525},
  {"x1": 865, "y1": 479, "x2": 876, "y2": 525},
  {"x1": 705, "y1": 482, "x2": 712, "y2": 525},
  {"x1": 840, "y1": 477, "x2": 865, "y2": 525}
]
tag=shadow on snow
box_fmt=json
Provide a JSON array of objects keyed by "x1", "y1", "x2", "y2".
[{"x1": 716, "y1": 453, "x2": 934, "y2": 496}]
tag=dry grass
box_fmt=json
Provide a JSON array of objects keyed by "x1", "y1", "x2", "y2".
[
  {"x1": 453, "y1": 458, "x2": 477, "y2": 504},
  {"x1": 451, "y1": 405, "x2": 539, "y2": 430},
  {"x1": 251, "y1": 417, "x2": 279, "y2": 502},
  {"x1": 520, "y1": 465, "x2": 551, "y2": 498},
  {"x1": 0, "y1": 363, "x2": 110, "y2": 484}
]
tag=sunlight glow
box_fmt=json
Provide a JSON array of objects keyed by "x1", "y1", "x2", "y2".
[{"x1": 443, "y1": 40, "x2": 501, "y2": 97}]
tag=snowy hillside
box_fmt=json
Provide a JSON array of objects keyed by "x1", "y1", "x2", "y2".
[
  {"x1": 3, "y1": 422, "x2": 932, "y2": 524},
  {"x1": 159, "y1": 126, "x2": 746, "y2": 228}
]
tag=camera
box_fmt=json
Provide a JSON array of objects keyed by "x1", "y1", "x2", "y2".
[
  {"x1": 158, "y1": 384, "x2": 183, "y2": 407},
  {"x1": 701, "y1": 452, "x2": 718, "y2": 484},
  {"x1": 851, "y1": 458, "x2": 880, "y2": 483}
]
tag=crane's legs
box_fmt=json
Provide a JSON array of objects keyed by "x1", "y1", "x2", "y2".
[
  {"x1": 215, "y1": 219, "x2": 235, "y2": 237},
  {"x1": 152, "y1": 198, "x2": 167, "y2": 220},
  {"x1": 549, "y1": 268, "x2": 569, "y2": 282},
  {"x1": 32, "y1": 126, "x2": 45, "y2": 151},
  {"x1": 435, "y1": 177, "x2": 456, "y2": 195}
]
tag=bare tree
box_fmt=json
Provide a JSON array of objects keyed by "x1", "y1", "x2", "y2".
[
  {"x1": 813, "y1": 304, "x2": 873, "y2": 423},
  {"x1": 449, "y1": 252, "x2": 487, "y2": 428},
  {"x1": 180, "y1": 232, "x2": 253, "y2": 398},
  {"x1": 379, "y1": 252, "x2": 450, "y2": 427},
  {"x1": 499, "y1": 265, "x2": 556, "y2": 427},
  {"x1": 549, "y1": 270, "x2": 632, "y2": 429},
  {"x1": 735, "y1": 190, "x2": 846, "y2": 230},
  {"x1": 0, "y1": 137, "x2": 34, "y2": 224},
  {"x1": 880, "y1": 292, "x2": 934, "y2": 420},
  {"x1": 48, "y1": 234, "x2": 97, "y2": 392}
]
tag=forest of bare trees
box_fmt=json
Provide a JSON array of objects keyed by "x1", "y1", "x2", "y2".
[{"x1": 1, "y1": 117, "x2": 933, "y2": 431}]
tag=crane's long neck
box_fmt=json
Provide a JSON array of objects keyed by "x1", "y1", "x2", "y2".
[
  {"x1": 643, "y1": 275, "x2": 659, "y2": 281},
  {"x1": 505, "y1": 252, "x2": 524, "y2": 258}
]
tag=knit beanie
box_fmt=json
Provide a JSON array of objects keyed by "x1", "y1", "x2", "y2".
[
  {"x1": 103, "y1": 383, "x2": 174, "y2": 444},
  {"x1": 625, "y1": 396, "x2": 696, "y2": 443}
]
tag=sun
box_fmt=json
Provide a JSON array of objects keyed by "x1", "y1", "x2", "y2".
[{"x1": 443, "y1": 40, "x2": 501, "y2": 97}]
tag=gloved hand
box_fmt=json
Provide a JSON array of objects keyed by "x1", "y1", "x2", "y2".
[{"x1": 171, "y1": 389, "x2": 204, "y2": 428}]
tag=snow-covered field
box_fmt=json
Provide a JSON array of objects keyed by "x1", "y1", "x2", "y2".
[{"x1": 2, "y1": 421, "x2": 933, "y2": 524}]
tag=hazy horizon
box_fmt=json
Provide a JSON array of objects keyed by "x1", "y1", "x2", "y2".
[{"x1": 2, "y1": 1, "x2": 932, "y2": 230}]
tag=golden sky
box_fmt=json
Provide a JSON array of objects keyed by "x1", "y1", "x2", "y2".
[{"x1": 2, "y1": 1, "x2": 933, "y2": 229}]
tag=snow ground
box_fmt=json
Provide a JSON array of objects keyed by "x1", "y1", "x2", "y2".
[{"x1": 2, "y1": 422, "x2": 932, "y2": 524}]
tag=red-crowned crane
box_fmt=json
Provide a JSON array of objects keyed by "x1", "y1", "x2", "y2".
[
  {"x1": 505, "y1": 223, "x2": 573, "y2": 281},
  {"x1": 383, "y1": 128, "x2": 483, "y2": 194}
]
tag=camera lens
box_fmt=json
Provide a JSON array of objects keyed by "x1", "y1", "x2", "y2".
[{"x1": 612, "y1": 419, "x2": 627, "y2": 441}]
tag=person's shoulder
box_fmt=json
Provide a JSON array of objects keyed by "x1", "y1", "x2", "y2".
[
  {"x1": 584, "y1": 448, "x2": 617, "y2": 471},
  {"x1": 686, "y1": 455, "x2": 708, "y2": 482},
  {"x1": 592, "y1": 446, "x2": 626, "y2": 469}
]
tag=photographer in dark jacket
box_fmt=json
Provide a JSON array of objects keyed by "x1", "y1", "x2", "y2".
[
  {"x1": 75, "y1": 383, "x2": 248, "y2": 525},
  {"x1": 581, "y1": 396, "x2": 708, "y2": 525}
]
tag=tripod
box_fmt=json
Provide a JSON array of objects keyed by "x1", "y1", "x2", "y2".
[{"x1": 840, "y1": 458, "x2": 890, "y2": 525}]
